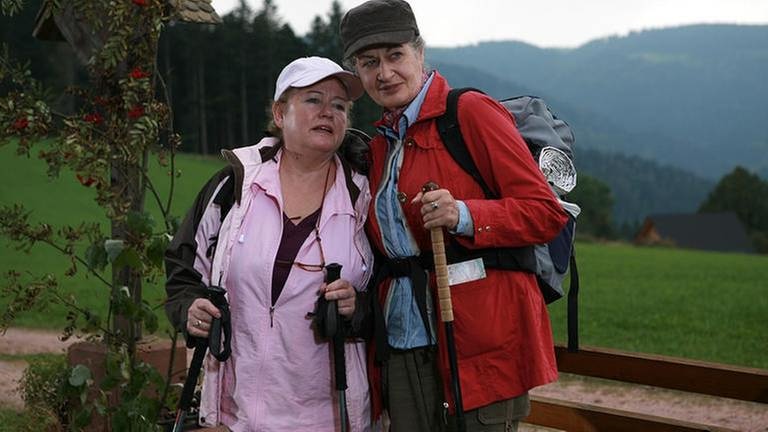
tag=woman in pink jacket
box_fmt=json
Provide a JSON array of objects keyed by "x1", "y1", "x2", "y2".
[{"x1": 165, "y1": 57, "x2": 375, "y2": 431}]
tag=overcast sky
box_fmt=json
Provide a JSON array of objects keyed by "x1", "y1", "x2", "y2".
[{"x1": 209, "y1": 0, "x2": 768, "y2": 48}]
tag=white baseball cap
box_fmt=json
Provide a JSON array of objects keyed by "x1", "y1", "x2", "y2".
[{"x1": 273, "y1": 56, "x2": 364, "y2": 101}]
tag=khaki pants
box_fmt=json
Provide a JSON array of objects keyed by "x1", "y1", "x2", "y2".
[{"x1": 385, "y1": 347, "x2": 530, "y2": 432}]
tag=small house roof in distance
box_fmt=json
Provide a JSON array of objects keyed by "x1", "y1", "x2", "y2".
[{"x1": 635, "y1": 212, "x2": 754, "y2": 254}]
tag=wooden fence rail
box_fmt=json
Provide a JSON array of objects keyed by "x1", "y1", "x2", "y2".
[
  {"x1": 553, "y1": 344, "x2": 768, "y2": 403},
  {"x1": 527, "y1": 396, "x2": 739, "y2": 432},
  {"x1": 525, "y1": 344, "x2": 768, "y2": 431}
]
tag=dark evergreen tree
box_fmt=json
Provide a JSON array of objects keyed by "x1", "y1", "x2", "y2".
[
  {"x1": 304, "y1": 1, "x2": 381, "y2": 134},
  {"x1": 698, "y1": 166, "x2": 768, "y2": 252},
  {"x1": 159, "y1": 0, "x2": 309, "y2": 154},
  {"x1": 567, "y1": 174, "x2": 616, "y2": 239},
  {"x1": 698, "y1": 166, "x2": 768, "y2": 232},
  {"x1": 306, "y1": 0, "x2": 344, "y2": 63}
]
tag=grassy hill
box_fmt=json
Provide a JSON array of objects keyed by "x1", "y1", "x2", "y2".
[{"x1": 1, "y1": 144, "x2": 766, "y2": 370}]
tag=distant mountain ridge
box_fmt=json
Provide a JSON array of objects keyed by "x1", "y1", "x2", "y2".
[
  {"x1": 434, "y1": 61, "x2": 715, "y2": 223},
  {"x1": 428, "y1": 24, "x2": 767, "y2": 223},
  {"x1": 428, "y1": 24, "x2": 768, "y2": 180}
]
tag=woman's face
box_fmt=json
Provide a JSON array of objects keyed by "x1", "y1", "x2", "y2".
[
  {"x1": 273, "y1": 78, "x2": 351, "y2": 156},
  {"x1": 354, "y1": 43, "x2": 425, "y2": 110}
]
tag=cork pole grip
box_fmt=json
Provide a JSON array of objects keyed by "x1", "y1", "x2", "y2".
[
  {"x1": 423, "y1": 182, "x2": 467, "y2": 430},
  {"x1": 423, "y1": 181, "x2": 454, "y2": 323}
]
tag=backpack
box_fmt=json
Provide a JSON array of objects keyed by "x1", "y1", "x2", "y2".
[{"x1": 436, "y1": 88, "x2": 581, "y2": 352}]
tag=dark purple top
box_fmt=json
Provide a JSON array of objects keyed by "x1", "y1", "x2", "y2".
[{"x1": 271, "y1": 208, "x2": 321, "y2": 306}]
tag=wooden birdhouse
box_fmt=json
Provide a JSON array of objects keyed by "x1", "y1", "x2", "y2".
[{"x1": 31, "y1": 0, "x2": 222, "y2": 64}]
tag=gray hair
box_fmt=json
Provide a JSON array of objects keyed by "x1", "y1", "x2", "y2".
[{"x1": 344, "y1": 36, "x2": 426, "y2": 72}]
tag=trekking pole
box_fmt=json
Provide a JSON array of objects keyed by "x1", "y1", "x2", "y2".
[
  {"x1": 172, "y1": 286, "x2": 231, "y2": 432},
  {"x1": 423, "y1": 181, "x2": 466, "y2": 432},
  {"x1": 324, "y1": 263, "x2": 349, "y2": 432}
]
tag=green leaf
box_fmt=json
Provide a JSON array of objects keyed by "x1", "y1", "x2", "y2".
[
  {"x1": 113, "y1": 247, "x2": 143, "y2": 271},
  {"x1": 83, "y1": 310, "x2": 102, "y2": 332},
  {"x1": 120, "y1": 358, "x2": 131, "y2": 380},
  {"x1": 142, "y1": 302, "x2": 158, "y2": 334},
  {"x1": 167, "y1": 216, "x2": 181, "y2": 235},
  {"x1": 111, "y1": 410, "x2": 129, "y2": 432},
  {"x1": 95, "y1": 399, "x2": 108, "y2": 415},
  {"x1": 146, "y1": 234, "x2": 169, "y2": 268},
  {"x1": 104, "y1": 239, "x2": 125, "y2": 263},
  {"x1": 69, "y1": 364, "x2": 91, "y2": 387},
  {"x1": 127, "y1": 211, "x2": 155, "y2": 237},
  {"x1": 85, "y1": 241, "x2": 108, "y2": 271},
  {"x1": 73, "y1": 405, "x2": 93, "y2": 429},
  {"x1": 99, "y1": 372, "x2": 119, "y2": 391}
]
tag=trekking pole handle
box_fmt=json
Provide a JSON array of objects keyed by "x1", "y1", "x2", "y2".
[
  {"x1": 324, "y1": 263, "x2": 343, "y2": 338},
  {"x1": 423, "y1": 181, "x2": 454, "y2": 323},
  {"x1": 324, "y1": 263, "x2": 348, "y2": 392},
  {"x1": 206, "y1": 285, "x2": 231, "y2": 361}
]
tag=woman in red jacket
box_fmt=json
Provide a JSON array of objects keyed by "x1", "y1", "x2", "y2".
[{"x1": 340, "y1": 1, "x2": 569, "y2": 431}]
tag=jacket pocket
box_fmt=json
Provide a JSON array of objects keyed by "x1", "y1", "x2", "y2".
[{"x1": 450, "y1": 279, "x2": 514, "y2": 358}]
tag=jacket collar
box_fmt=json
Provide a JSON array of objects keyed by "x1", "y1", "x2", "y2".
[
  {"x1": 415, "y1": 71, "x2": 451, "y2": 122},
  {"x1": 220, "y1": 137, "x2": 278, "y2": 205},
  {"x1": 373, "y1": 71, "x2": 451, "y2": 130},
  {"x1": 371, "y1": 71, "x2": 452, "y2": 152},
  {"x1": 221, "y1": 137, "x2": 363, "y2": 216}
]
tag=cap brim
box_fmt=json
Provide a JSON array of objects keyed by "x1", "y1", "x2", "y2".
[
  {"x1": 344, "y1": 29, "x2": 416, "y2": 59},
  {"x1": 331, "y1": 71, "x2": 365, "y2": 101},
  {"x1": 291, "y1": 71, "x2": 364, "y2": 101}
]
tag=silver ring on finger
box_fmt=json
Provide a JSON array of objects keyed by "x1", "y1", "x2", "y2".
[
  {"x1": 430, "y1": 201, "x2": 439, "y2": 210},
  {"x1": 194, "y1": 319, "x2": 202, "y2": 328}
]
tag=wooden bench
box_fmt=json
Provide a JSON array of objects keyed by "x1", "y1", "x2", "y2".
[{"x1": 524, "y1": 344, "x2": 768, "y2": 431}]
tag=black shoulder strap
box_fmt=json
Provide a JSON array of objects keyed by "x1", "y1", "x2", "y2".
[
  {"x1": 567, "y1": 252, "x2": 579, "y2": 352},
  {"x1": 436, "y1": 87, "x2": 496, "y2": 199},
  {"x1": 340, "y1": 159, "x2": 361, "y2": 207},
  {"x1": 212, "y1": 165, "x2": 236, "y2": 223}
]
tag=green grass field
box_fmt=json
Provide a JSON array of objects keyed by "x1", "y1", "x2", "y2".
[
  {"x1": 1, "y1": 143, "x2": 767, "y2": 369},
  {"x1": 547, "y1": 242, "x2": 768, "y2": 369},
  {"x1": 0, "y1": 143, "x2": 224, "y2": 330}
]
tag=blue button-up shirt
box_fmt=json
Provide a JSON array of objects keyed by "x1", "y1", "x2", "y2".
[
  {"x1": 375, "y1": 73, "x2": 475, "y2": 349},
  {"x1": 376, "y1": 73, "x2": 437, "y2": 349}
]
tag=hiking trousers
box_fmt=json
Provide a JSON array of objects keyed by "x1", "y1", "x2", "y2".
[{"x1": 385, "y1": 346, "x2": 530, "y2": 432}]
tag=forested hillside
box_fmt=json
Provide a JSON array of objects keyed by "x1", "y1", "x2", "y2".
[
  {"x1": 576, "y1": 148, "x2": 713, "y2": 223},
  {"x1": 436, "y1": 62, "x2": 715, "y2": 224},
  {"x1": 428, "y1": 25, "x2": 768, "y2": 180}
]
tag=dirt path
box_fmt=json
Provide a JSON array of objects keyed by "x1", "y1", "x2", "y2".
[
  {"x1": 0, "y1": 327, "x2": 76, "y2": 410},
  {"x1": 1, "y1": 328, "x2": 766, "y2": 431}
]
